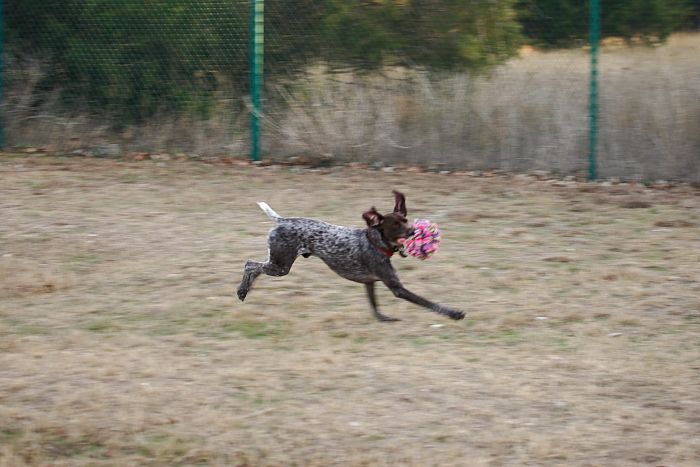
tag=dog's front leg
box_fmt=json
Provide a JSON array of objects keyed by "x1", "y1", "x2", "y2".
[
  {"x1": 383, "y1": 279, "x2": 465, "y2": 321},
  {"x1": 365, "y1": 282, "x2": 400, "y2": 322}
]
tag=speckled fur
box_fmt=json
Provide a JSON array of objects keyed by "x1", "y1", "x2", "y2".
[{"x1": 237, "y1": 194, "x2": 464, "y2": 321}]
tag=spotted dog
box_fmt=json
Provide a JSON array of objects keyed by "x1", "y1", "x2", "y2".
[{"x1": 237, "y1": 191, "x2": 464, "y2": 321}]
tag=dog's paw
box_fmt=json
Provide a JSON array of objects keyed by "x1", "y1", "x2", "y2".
[
  {"x1": 375, "y1": 313, "x2": 401, "y2": 322},
  {"x1": 448, "y1": 310, "x2": 465, "y2": 321},
  {"x1": 236, "y1": 286, "x2": 248, "y2": 302},
  {"x1": 438, "y1": 306, "x2": 464, "y2": 320}
]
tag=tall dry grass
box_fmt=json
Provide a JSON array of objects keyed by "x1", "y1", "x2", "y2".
[
  {"x1": 2, "y1": 55, "x2": 250, "y2": 157},
  {"x1": 597, "y1": 34, "x2": 700, "y2": 180},
  {"x1": 4, "y1": 34, "x2": 699, "y2": 179},
  {"x1": 269, "y1": 34, "x2": 700, "y2": 180}
]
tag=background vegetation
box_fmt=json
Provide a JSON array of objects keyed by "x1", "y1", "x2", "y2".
[
  {"x1": 517, "y1": 0, "x2": 692, "y2": 47},
  {"x1": 3, "y1": 1, "x2": 699, "y2": 180},
  {"x1": 5, "y1": 0, "x2": 697, "y2": 120}
]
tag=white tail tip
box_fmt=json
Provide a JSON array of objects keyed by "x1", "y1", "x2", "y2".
[{"x1": 258, "y1": 202, "x2": 281, "y2": 220}]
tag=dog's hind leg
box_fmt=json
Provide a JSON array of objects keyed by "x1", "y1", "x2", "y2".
[{"x1": 237, "y1": 248, "x2": 297, "y2": 301}]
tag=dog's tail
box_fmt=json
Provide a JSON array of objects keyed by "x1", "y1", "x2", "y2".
[{"x1": 258, "y1": 202, "x2": 281, "y2": 221}]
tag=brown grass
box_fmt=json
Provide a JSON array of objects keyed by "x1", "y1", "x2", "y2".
[{"x1": 1, "y1": 154, "x2": 699, "y2": 466}]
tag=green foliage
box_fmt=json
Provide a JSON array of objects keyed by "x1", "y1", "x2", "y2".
[
  {"x1": 7, "y1": 0, "x2": 248, "y2": 122},
  {"x1": 517, "y1": 0, "x2": 691, "y2": 47},
  {"x1": 603, "y1": 0, "x2": 690, "y2": 41},
  {"x1": 516, "y1": 0, "x2": 587, "y2": 47},
  {"x1": 320, "y1": 0, "x2": 523, "y2": 70},
  {"x1": 687, "y1": 0, "x2": 700, "y2": 29},
  {"x1": 7, "y1": 0, "x2": 694, "y2": 122},
  {"x1": 265, "y1": 1, "x2": 325, "y2": 75},
  {"x1": 6, "y1": 0, "x2": 523, "y2": 121}
]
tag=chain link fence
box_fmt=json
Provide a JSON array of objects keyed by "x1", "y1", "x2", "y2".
[
  {"x1": 2, "y1": 1, "x2": 699, "y2": 180},
  {"x1": 4, "y1": 0, "x2": 253, "y2": 156}
]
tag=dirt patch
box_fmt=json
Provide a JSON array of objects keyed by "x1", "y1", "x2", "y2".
[{"x1": 1, "y1": 155, "x2": 699, "y2": 466}]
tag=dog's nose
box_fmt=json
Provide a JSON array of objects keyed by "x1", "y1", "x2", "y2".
[{"x1": 407, "y1": 226, "x2": 416, "y2": 237}]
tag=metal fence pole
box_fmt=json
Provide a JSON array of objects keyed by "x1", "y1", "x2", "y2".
[
  {"x1": 588, "y1": 0, "x2": 600, "y2": 181},
  {"x1": 249, "y1": 0, "x2": 264, "y2": 162},
  {"x1": 0, "y1": 0, "x2": 5, "y2": 149}
]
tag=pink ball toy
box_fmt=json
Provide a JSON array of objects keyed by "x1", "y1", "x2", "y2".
[{"x1": 400, "y1": 219, "x2": 441, "y2": 260}]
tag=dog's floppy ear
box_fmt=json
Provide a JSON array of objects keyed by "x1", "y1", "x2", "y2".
[
  {"x1": 392, "y1": 190, "x2": 407, "y2": 217},
  {"x1": 362, "y1": 207, "x2": 383, "y2": 227}
]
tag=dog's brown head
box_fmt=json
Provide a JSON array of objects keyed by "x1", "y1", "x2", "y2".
[{"x1": 363, "y1": 191, "x2": 414, "y2": 248}]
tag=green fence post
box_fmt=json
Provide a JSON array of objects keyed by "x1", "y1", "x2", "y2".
[
  {"x1": 588, "y1": 0, "x2": 600, "y2": 181},
  {"x1": 0, "y1": 0, "x2": 5, "y2": 149},
  {"x1": 249, "y1": 0, "x2": 264, "y2": 162}
]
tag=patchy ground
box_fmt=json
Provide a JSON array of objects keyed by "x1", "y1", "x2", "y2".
[{"x1": 1, "y1": 155, "x2": 699, "y2": 466}]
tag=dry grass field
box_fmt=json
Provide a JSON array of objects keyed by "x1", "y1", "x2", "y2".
[{"x1": 1, "y1": 154, "x2": 699, "y2": 466}]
